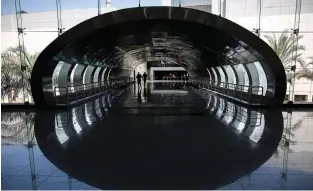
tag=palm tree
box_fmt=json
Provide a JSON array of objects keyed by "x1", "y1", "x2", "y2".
[
  {"x1": 274, "y1": 117, "x2": 302, "y2": 157},
  {"x1": 296, "y1": 56, "x2": 313, "y2": 81},
  {"x1": 264, "y1": 29, "x2": 306, "y2": 84},
  {"x1": 1, "y1": 112, "x2": 36, "y2": 145},
  {"x1": 1, "y1": 46, "x2": 39, "y2": 102}
]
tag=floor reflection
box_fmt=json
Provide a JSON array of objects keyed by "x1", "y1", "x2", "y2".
[{"x1": 1, "y1": 83, "x2": 313, "y2": 190}]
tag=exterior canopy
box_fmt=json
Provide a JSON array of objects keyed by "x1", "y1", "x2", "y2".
[{"x1": 31, "y1": 6, "x2": 286, "y2": 107}]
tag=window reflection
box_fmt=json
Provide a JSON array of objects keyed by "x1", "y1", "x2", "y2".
[
  {"x1": 221, "y1": 102, "x2": 235, "y2": 125},
  {"x1": 55, "y1": 115, "x2": 69, "y2": 144},
  {"x1": 198, "y1": 89, "x2": 265, "y2": 143},
  {"x1": 53, "y1": 91, "x2": 119, "y2": 144},
  {"x1": 249, "y1": 114, "x2": 265, "y2": 143},
  {"x1": 72, "y1": 108, "x2": 83, "y2": 133},
  {"x1": 1, "y1": 112, "x2": 36, "y2": 145}
]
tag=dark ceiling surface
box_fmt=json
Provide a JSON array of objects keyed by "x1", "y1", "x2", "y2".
[
  {"x1": 54, "y1": 19, "x2": 262, "y2": 76},
  {"x1": 34, "y1": 6, "x2": 285, "y2": 79}
]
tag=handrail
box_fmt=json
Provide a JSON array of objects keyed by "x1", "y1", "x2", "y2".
[
  {"x1": 189, "y1": 78, "x2": 264, "y2": 105},
  {"x1": 195, "y1": 87, "x2": 263, "y2": 126},
  {"x1": 54, "y1": 78, "x2": 132, "y2": 105},
  {"x1": 190, "y1": 79, "x2": 263, "y2": 90},
  {"x1": 55, "y1": 77, "x2": 131, "y2": 89}
]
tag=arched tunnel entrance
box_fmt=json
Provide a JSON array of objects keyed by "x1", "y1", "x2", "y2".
[{"x1": 31, "y1": 6, "x2": 286, "y2": 108}]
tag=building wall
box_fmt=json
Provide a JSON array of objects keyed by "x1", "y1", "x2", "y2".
[
  {"x1": 224, "y1": 0, "x2": 313, "y2": 102},
  {"x1": 1, "y1": 7, "x2": 115, "y2": 53}
]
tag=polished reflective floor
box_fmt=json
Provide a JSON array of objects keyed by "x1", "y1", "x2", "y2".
[{"x1": 2, "y1": 82, "x2": 313, "y2": 190}]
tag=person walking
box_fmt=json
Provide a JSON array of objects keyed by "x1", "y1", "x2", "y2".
[
  {"x1": 136, "y1": 72, "x2": 142, "y2": 88},
  {"x1": 143, "y1": 72, "x2": 148, "y2": 87}
]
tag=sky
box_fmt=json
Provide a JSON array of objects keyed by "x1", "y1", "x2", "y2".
[{"x1": 1, "y1": 0, "x2": 164, "y2": 15}]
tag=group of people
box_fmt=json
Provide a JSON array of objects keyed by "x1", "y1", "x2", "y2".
[
  {"x1": 163, "y1": 72, "x2": 188, "y2": 80},
  {"x1": 136, "y1": 72, "x2": 148, "y2": 88}
]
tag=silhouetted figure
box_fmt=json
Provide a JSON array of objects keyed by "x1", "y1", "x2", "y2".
[
  {"x1": 137, "y1": 89, "x2": 142, "y2": 103},
  {"x1": 143, "y1": 87, "x2": 147, "y2": 100},
  {"x1": 136, "y1": 72, "x2": 142, "y2": 88},
  {"x1": 143, "y1": 72, "x2": 148, "y2": 87}
]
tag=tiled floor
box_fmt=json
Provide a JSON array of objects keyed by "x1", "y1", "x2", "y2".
[{"x1": 2, "y1": 82, "x2": 313, "y2": 190}]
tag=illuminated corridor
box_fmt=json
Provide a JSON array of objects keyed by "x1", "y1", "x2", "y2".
[{"x1": 31, "y1": 6, "x2": 286, "y2": 108}]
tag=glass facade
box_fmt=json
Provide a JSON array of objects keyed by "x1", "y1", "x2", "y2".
[
  {"x1": 171, "y1": 0, "x2": 313, "y2": 103},
  {"x1": 1, "y1": 0, "x2": 313, "y2": 103}
]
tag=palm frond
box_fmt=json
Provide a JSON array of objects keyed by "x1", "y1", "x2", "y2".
[
  {"x1": 1, "y1": 46, "x2": 39, "y2": 101},
  {"x1": 264, "y1": 29, "x2": 307, "y2": 84}
]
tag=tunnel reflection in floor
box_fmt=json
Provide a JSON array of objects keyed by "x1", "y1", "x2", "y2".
[{"x1": 2, "y1": 82, "x2": 313, "y2": 190}]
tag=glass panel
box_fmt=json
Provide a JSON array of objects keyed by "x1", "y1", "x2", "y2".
[
  {"x1": 69, "y1": 64, "x2": 78, "y2": 89},
  {"x1": 206, "y1": 68, "x2": 212, "y2": 84},
  {"x1": 20, "y1": 0, "x2": 58, "y2": 32},
  {"x1": 223, "y1": 65, "x2": 236, "y2": 89},
  {"x1": 293, "y1": 34, "x2": 313, "y2": 102},
  {"x1": 261, "y1": 0, "x2": 297, "y2": 32},
  {"x1": 99, "y1": 0, "x2": 115, "y2": 13},
  {"x1": 173, "y1": 0, "x2": 214, "y2": 13},
  {"x1": 23, "y1": 32, "x2": 58, "y2": 53},
  {"x1": 93, "y1": 67, "x2": 102, "y2": 83},
  {"x1": 286, "y1": 110, "x2": 313, "y2": 171},
  {"x1": 294, "y1": 0, "x2": 313, "y2": 103},
  {"x1": 254, "y1": 62, "x2": 267, "y2": 96},
  {"x1": 211, "y1": 67, "x2": 218, "y2": 86},
  {"x1": 111, "y1": 0, "x2": 139, "y2": 9},
  {"x1": 233, "y1": 64, "x2": 250, "y2": 91},
  {"x1": 246, "y1": 62, "x2": 259, "y2": 94},
  {"x1": 23, "y1": 31, "x2": 58, "y2": 102},
  {"x1": 225, "y1": 0, "x2": 258, "y2": 30},
  {"x1": 162, "y1": 0, "x2": 172, "y2": 6},
  {"x1": 61, "y1": 0, "x2": 106, "y2": 31},
  {"x1": 261, "y1": 30, "x2": 313, "y2": 102},
  {"x1": 299, "y1": 1, "x2": 313, "y2": 32},
  {"x1": 1, "y1": 31, "x2": 19, "y2": 52},
  {"x1": 141, "y1": 0, "x2": 163, "y2": 7},
  {"x1": 260, "y1": 32, "x2": 293, "y2": 99},
  {"x1": 52, "y1": 62, "x2": 64, "y2": 96},
  {"x1": 1, "y1": 0, "x2": 18, "y2": 31},
  {"x1": 216, "y1": 66, "x2": 226, "y2": 86}
]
